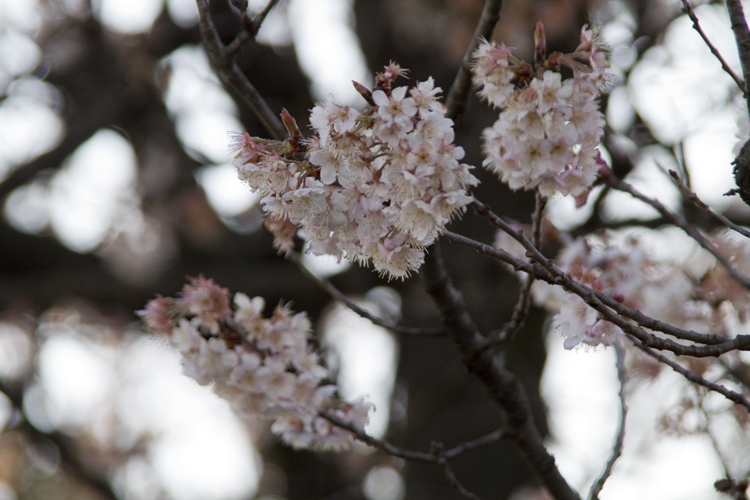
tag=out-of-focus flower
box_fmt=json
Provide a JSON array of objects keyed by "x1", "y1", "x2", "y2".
[{"x1": 138, "y1": 276, "x2": 373, "y2": 451}]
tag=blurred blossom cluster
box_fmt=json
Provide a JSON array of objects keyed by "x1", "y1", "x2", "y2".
[
  {"x1": 138, "y1": 276, "x2": 373, "y2": 450},
  {"x1": 473, "y1": 24, "x2": 611, "y2": 197},
  {"x1": 229, "y1": 63, "x2": 478, "y2": 279},
  {"x1": 526, "y1": 230, "x2": 750, "y2": 349}
]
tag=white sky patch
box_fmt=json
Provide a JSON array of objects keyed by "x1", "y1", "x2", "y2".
[
  {"x1": 38, "y1": 334, "x2": 117, "y2": 429},
  {"x1": 545, "y1": 185, "x2": 604, "y2": 231},
  {"x1": 166, "y1": 0, "x2": 198, "y2": 28},
  {"x1": 4, "y1": 179, "x2": 50, "y2": 234},
  {"x1": 541, "y1": 334, "x2": 621, "y2": 491},
  {"x1": 629, "y1": 4, "x2": 739, "y2": 146},
  {"x1": 683, "y1": 106, "x2": 740, "y2": 210},
  {"x1": 363, "y1": 465, "x2": 405, "y2": 500},
  {"x1": 0, "y1": 322, "x2": 34, "y2": 380},
  {"x1": 301, "y1": 243, "x2": 352, "y2": 279},
  {"x1": 162, "y1": 46, "x2": 242, "y2": 164},
  {"x1": 177, "y1": 111, "x2": 245, "y2": 163},
  {"x1": 541, "y1": 334, "x2": 725, "y2": 500},
  {"x1": 322, "y1": 297, "x2": 400, "y2": 439},
  {"x1": 48, "y1": 129, "x2": 137, "y2": 252},
  {"x1": 0, "y1": 29, "x2": 41, "y2": 77},
  {"x1": 0, "y1": 0, "x2": 42, "y2": 32},
  {"x1": 163, "y1": 46, "x2": 237, "y2": 116},
  {"x1": 287, "y1": 0, "x2": 371, "y2": 106},
  {"x1": 196, "y1": 163, "x2": 262, "y2": 216},
  {"x1": 118, "y1": 335, "x2": 259, "y2": 500},
  {"x1": 93, "y1": 0, "x2": 164, "y2": 34},
  {"x1": 601, "y1": 145, "x2": 681, "y2": 222},
  {"x1": 0, "y1": 94, "x2": 63, "y2": 180}
]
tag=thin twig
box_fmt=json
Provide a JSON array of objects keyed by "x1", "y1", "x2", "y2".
[
  {"x1": 445, "y1": 0, "x2": 504, "y2": 123},
  {"x1": 600, "y1": 169, "x2": 750, "y2": 290},
  {"x1": 700, "y1": 400, "x2": 736, "y2": 489},
  {"x1": 681, "y1": 0, "x2": 746, "y2": 94},
  {"x1": 630, "y1": 337, "x2": 750, "y2": 411},
  {"x1": 479, "y1": 192, "x2": 546, "y2": 348},
  {"x1": 587, "y1": 342, "x2": 628, "y2": 500},
  {"x1": 669, "y1": 169, "x2": 750, "y2": 239},
  {"x1": 196, "y1": 0, "x2": 287, "y2": 140},
  {"x1": 726, "y1": 0, "x2": 750, "y2": 118},
  {"x1": 288, "y1": 251, "x2": 446, "y2": 336},
  {"x1": 226, "y1": 0, "x2": 282, "y2": 55},
  {"x1": 320, "y1": 411, "x2": 508, "y2": 462},
  {"x1": 441, "y1": 427, "x2": 510, "y2": 459},
  {"x1": 719, "y1": 357, "x2": 750, "y2": 390},
  {"x1": 433, "y1": 444, "x2": 483, "y2": 500}
]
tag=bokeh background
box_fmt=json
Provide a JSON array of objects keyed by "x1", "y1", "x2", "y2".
[{"x1": 1, "y1": 0, "x2": 749, "y2": 499}]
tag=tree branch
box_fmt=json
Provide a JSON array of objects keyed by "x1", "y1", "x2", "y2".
[
  {"x1": 629, "y1": 337, "x2": 750, "y2": 411},
  {"x1": 226, "y1": 0, "x2": 282, "y2": 55},
  {"x1": 587, "y1": 342, "x2": 628, "y2": 500},
  {"x1": 669, "y1": 169, "x2": 750, "y2": 239},
  {"x1": 480, "y1": 192, "x2": 546, "y2": 348},
  {"x1": 421, "y1": 245, "x2": 581, "y2": 500},
  {"x1": 600, "y1": 169, "x2": 750, "y2": 290},
  {"x1": 434, "y1": 444, "x2": 483, "y2": 500},
  {"x1": 195, "y1": 0, "x2": 287, "y2": 140},
  {"x1": 466, "y1": 198, "x2": 750, "y2": 354},
  {"x1": 726, "y1": 0, "x2": 750, "y2": 118},
  {"x1": 321, "y1": 411, "x2": 508, "y2": 462},
  {"x1": 682, "y1": 0, "x2": 746, "y2": 94},
  {"x1": 445, "y1": 0, "x2": 504, "y2": 123},
  {"x1": 441, "y1": 227, "x2": 750, "y2": 357},
  {"x1": 288, "y1": 251, "x2": 446, "y2": 336}
]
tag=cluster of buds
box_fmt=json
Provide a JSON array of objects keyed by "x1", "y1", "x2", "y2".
[
  {"x1": 473, "y1": 23, "x2": 611, "y2": 197},
  {"x1": 138, "y1": 276, "x2": 373, "y2": 450},
  {"x1": 229, "y1": 63, "x2": 478, "y2": 279}
]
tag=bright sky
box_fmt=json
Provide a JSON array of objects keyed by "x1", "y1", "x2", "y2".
[{"x1": 0, "y1": 0, "x2": 746, "y2": 499}]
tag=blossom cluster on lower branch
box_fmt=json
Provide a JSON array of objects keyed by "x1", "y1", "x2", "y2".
[{"x1": 138, "y1": 276, "x2": 373, "y2": 451}]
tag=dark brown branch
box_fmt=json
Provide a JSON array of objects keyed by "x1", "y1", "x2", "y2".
[
  {"x1": 630, "y1": 338, "x2": 750, "y2": 411},
  {"x1": 726, "y1": 0, "x2": 750, "y2": 118},
  {"x1": 433, "y1": 444, "x2": 483, "y2": 500},
  {"x1": 444, "y1": 0, "x2": 504, "y2": 123},
  {"x1": 682, "y1": 0, "x2": 746, "y2": 94},
  {"x1": 196, "y1": 0, "x2": 287, "y2": 140},
  {"x1": 288, "y1": 251, "x2": 446, "y2": 336},
  {"x1": 441, "y1": 227, "x2": 750, "y2": 357},
  {"x1": 467, "y1": 198, "x2": 750, "y2": 353},
  {"x1": 669, "y1": 169, "x2": 750, "y2": 239},
  {"x1": 226, "y1": 0, "x2": 282, "y2": 55},
  {"x1": 421, "y1": 245, "x2": 581, "y2": 500},
  {"x1": 587, "y1": 343, "x2": 628, "y2": 500},
  {"x1": 480, "y1": 192, "x2": 546, "y2": 347},
  {"x1": 600, "y1": 169, "x2": 750, "y2": 290}
]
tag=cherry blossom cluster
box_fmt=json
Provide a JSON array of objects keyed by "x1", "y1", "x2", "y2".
[
  {"x1": 229, "y1": 63, "x2": 478, "y2": 279},
  {"x1": 473, "y1": 23, "x2": 611, "y2": 197},
  {"x1": 526, "y1": 229, "x2": 750, "y2": 349},
  {"x1": 138, "y1": 276, "x2": 373, "y2": 451}
]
